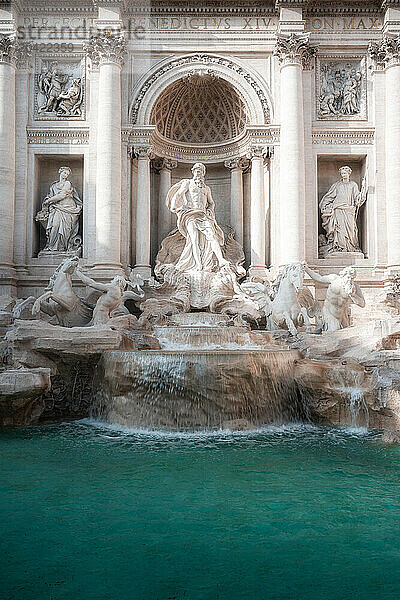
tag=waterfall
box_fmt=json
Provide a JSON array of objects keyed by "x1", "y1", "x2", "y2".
[
  {"x1": 349, "y1": 388, "x2": 369, "y2": 429},
  {"x1": 93, "y1": 349, "x2": 309, "y2": 431}
]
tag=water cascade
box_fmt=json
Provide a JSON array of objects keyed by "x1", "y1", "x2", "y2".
[{"x1": 93, "y1": 314, "x2": 310, "y2": 430}]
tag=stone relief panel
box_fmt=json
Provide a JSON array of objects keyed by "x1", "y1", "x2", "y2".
[
  {"x1": 34, "y1": 55, "x2": 85, "y2": 120},
  {"x1": 316, "y1": 57, "x2": 367, "y2": 120}
]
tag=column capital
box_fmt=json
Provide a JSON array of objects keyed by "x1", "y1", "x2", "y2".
[
  {"x1": 0, "y1": 34, "x2": 17, "y2": 66},
  {"x1": 134, "y1": 145, "x2": 155, "y2": 160},
  {"x1": 84, "y1": 32, "x2": 126, "y2": 68},
  {"x1": 246, "y1": 146, "x2": 271, "y2": 161},
  {"x1": 153, "y1": 157, "x2": 178, "y2": 172},
  {"x1": 369, "y1": 35, "x2": 400, "y2": 70},
  {"x1": 224, "y1": 157, "x2": 249, "y2": 171},
  {"x1": 274, "y1": 33, "x2": 317, "y2": 70},
  {"x1": 15, "y1": 41, "x2": 34, "y2": 70}
]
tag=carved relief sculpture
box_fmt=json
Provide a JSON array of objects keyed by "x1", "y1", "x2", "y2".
[
  {"x1": 37, "y1": 61, "x2": 83, "y2": 117},
  {"x1": 319, "y1": 166, "x2": 367, "y2": 257},
  {"x1": 318, "y1": 60, "x2": 366, "y2": 119},
  {"x1": 36, "y1": 167, "x2": 83, "y2": 256}
]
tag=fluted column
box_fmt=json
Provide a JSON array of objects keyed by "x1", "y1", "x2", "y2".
[
  {"x1": 134, "y1": 146, "x2": 153, "y2": 278},
  {"x1": 156, "y1": 158, "x2": 177, "y2": 244},
  {"x1": 274, "y1": 33, "x2": 317, "y2": 265},
  {"x1": 370, "y1": 36, "x2": 400, "y2": 271},
  {"x1": 84, "y1": 33, "x2": 126, "y2": 272},
  {"x1": 0, "y1": 35, "x2": 17, "y2": 287},
  {"x1": 248, "y1": 147, "x2": 267, "y2": 277},
  {"x1": 14, "y1": 42, "x2": 33, "y2": 272},
  {"x1": 224, "y1": 158, "x2": 247, "y2": 247}
]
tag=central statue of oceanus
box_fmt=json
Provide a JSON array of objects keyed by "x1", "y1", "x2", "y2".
[
  {"x1": 139, "y1": 162, "x2": 260, "y2": 322},
  {"x1": 166, "y1": 162, "x2": 229, "y2": 272}
]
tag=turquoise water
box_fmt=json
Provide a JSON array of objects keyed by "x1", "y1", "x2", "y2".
[{"x1": 1, "y1": 421, "x2": 400, "y2": 600}]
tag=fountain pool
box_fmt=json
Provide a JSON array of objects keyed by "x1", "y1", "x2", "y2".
[{"x1": 1, "y1": 420, "x2": 400, "y2": 600}]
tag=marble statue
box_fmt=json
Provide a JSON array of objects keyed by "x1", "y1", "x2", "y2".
[
  {"x1": 140, "y1": 163, "x2": 261, "y2": 322},
  {"x1": 36, "y1": 167, "x2": 83, "y2": 255},
  {"x1": 319, "y1": 62, "x2": 362, "y2": 118},
  {"x1": 242, "y1": 262, "x2": 316, "y2": 336},
  {"x1": 32, "y1": 257, "x2": 92, "y2": 327},
  {"x1": 319, "y1": 166, "x2": 367, "y2": 257},
  {"x1": 74, "y1": 269, "x2": 143, "y2": 326},
  {"x1": 304, "y1": 265, "x2": 365, "y2": 332},
  {"x1": 38, "y1": 63, "x2": 83, "y2": 116},
  {"x1": 166, "y1": 162, "x2": 229, "y2": 272}
]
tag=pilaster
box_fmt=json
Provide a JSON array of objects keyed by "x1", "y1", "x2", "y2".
[
  {"x1": 369, "y1": 35, "x2": 400, "y2": 271},
  {"x1": 0, "y1": 34, "x2": 18, "y2": 292}
]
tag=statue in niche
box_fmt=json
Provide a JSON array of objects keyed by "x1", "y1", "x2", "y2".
[
  {"x1": 319, "y1": 166, "x2": 367, "y2": 257},
  {"x1": 304, "y1": 265, "x2": 365, "y2": 332},
  {"x1": 166, "y1": 162, "x2": 229, "y2": 272},
  {"x1": 319, "y1": 62, "x2": 363, "y2": 118},
  {"x1": 36, "y1": 166, "x2": 83, "y2": 256},
  {"x1": 38, "y1": 62, "x2": 83, "y2": 116},
  {"x1": 139, "y1": 162, "x2": 261, "y2": 323}
]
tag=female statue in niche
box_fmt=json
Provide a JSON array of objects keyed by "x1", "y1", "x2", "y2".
[
  {"x1": 319, "y1": 165, "x2": 367, "y2": 256},
  {"x1": 36, "y1": 166, "x2": 82, "y2": 255}
]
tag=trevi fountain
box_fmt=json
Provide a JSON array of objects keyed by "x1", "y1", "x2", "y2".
[{"x1": 2, "y1": 1, "x2": 400, "y2": 599}]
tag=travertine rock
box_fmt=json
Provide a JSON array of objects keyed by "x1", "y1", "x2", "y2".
[
  {"x1": 6, "y1": 320, "x2": 125, "y2": 373},
  {"x1": 0, "y1": 368, "x2": 51, "y2": 426},
  {"x1": 382, "y1": 429, "x2": 400, "y2": 444}
]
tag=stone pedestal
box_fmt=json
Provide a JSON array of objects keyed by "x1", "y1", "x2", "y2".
[{"x1": 325, "y1": 252, "x2": 365, "y2": 262}]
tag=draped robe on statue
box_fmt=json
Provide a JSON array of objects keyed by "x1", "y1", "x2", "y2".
[
  {"x1": 39, "y1": 180, "x2": 82, "y2": 252},
  {"x1": 319, "y1": 180, "x2": 362, "y2": 252},
  {"x1": 166, "y1": 179, "x2": 225, "y2": 272}
]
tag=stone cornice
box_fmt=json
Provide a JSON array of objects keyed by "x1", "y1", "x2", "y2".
[
  {"x1": 84, "y1": 32, "x2": 126, "y2": 67},
  {"x1": 27, "y1": 128, "x2": 89, "y2": 145},
  {"x1": 368, "y1": 34, "x2": 400, "y2": 68},
  {"x1": 274, "y1": 33, "x2": 317, "y2": 69},
  {"x1": 311, "y1": 129, "x2": 375, "y2": 145}
]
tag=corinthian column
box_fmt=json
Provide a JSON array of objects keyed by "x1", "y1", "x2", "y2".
[
  {"x1": 84, "y1": 33, "x2": 126, "y2": 272},
  {"x1": 134, "y1": 146, "x2": 153, "y2": 278},
  {"x1": 0, "y1": 34, "x2": 17, "y2": 288},
  {"x1": 274, "y1": 33, "x2": 317, "y2": 265},
  {"x1": 248, "y1": 147, "x2": 267, "y2": 278},
  {"x1": 369, "y1": 36, "x2": 400, "y2": 271},
  {"x1": 224, "y1": 158, "x2": 247, "y2": 247},
  {"x1": 156, "y1": 158, "x2": 177, "y2": 244}
]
